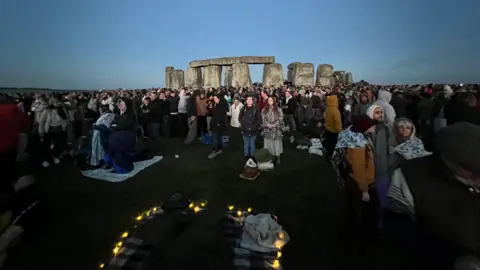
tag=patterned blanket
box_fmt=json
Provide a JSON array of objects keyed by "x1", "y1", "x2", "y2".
[{"x1": 223, "y1": 212, "x2": 282, "y2": 270}]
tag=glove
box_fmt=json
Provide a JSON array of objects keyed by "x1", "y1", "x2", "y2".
[{"x1": 361, "y1": 192, "x2": 370, "y2": 202}]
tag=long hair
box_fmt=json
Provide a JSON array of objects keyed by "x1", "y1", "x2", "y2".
[{"x1": 263, "y1": 96, "x2": 278, "y2": 115}]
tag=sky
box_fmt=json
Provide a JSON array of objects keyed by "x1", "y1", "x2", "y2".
[{"x1": 0, "y1": 0, "x2": 479, "y2": 90}]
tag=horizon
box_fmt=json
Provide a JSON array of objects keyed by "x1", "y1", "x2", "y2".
[{"x1": 1, "y1": 0, "x2": 479, "y2": 89}]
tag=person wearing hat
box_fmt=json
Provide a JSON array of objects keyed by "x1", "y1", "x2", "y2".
[
  {"x1": 385, "y1": 122, "x2": 480, "y2": 269},
  {"x1": 332, "y1": 114, "x2": 378, "y2": 250}
]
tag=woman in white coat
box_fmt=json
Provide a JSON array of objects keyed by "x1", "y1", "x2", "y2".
[{"x1": 227, "y1": 97, "x2": 243, "y2": 149}]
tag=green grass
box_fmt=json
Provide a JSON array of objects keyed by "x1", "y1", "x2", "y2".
[{"x1": 5, "y1": 138, "x2": 347, "y2": 270}]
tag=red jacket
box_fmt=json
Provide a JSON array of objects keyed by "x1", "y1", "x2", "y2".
[
  {"x1": 0, "y1": 101, "x2": 29, "y2": 153},
  {"x1": 258, "y1": 97, "x2": 267, "y2": 112}
]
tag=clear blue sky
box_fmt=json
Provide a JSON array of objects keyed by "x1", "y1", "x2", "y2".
[{"x1": 1, "y1": 0, "x2": 479, "y2": 89}]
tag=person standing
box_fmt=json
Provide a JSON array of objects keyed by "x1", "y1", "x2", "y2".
[
  {"x1": 282, "y1": 90, "x2": 297, "y2": 132},
  {"x1": 227, "y1": 97, "x2": 243, "y2": 149},
  {"x1": 239, "y1": 96, "x2": 261, "y2": 161},
  {"x1": 208, "y1": 94, "x2": 228, "y2": 159},
  {"x1": 184, "y1": 90, "x2": 199, "y2": 146},
  {"x1": 261, "y1": 97, "x2": 284, "y2": 164},
  {"x1": 324, "y1": 95, "x2": 343, "y2": 159},
  {"x1": 167, "y1": 91, "x2": 180, "y2": 137}
]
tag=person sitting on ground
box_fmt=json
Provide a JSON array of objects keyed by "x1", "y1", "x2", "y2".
[
  {"x1": 105, "y1": 98, "x2": 137, "y2": 173},
  {"x1": 90, "y1": 103, "x2": 116, "y2": 168}
]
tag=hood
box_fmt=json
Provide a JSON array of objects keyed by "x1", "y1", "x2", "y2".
[
  {"x1": 394, "y1": 118, "x2": 417, "y2": 139},
  {"x1": 117, "y1": 98, "x2": 133, "y2": 114},
  {"x1": 358, "y1": 92, "x2": 369, "y2": 104},
  {"x1": 377, "y1": 90, "x2": 392, "y2": 103},
  {"x1": 366, "y1": 104, "x2": 382, "y2": 120},
  {"x1": 326, "y1": 95, "x2": 338, "y2": 108}
]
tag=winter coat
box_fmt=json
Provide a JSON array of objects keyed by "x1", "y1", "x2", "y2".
[
  {"x1": 324, "y1": 95, "x2": 343, "y2": 133},
  {"x1": 373, "y1": 90, "x2": 396, "y2": 126},
  {"x1": 239, "y1": 105, "x2": 261, "y2": 137}
]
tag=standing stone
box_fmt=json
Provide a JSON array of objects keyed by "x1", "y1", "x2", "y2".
[
  {"x1": 287, "y1": 62, "x2": 301, "y2": 82},
  {"x1": 223, "y1": 66, "x2": 233, "y2": 87},
  {"x1": 232, "y1": 63, "x2": 252, "y2": 89},
  {"x1": 203, "y1": 65, "x2": 222, "y2": 88},
  {"x1": 171, "y1": 70, "x2": 185, "y2": 90},
  {"x1": 287, "y1": 69, "x2": 294, "y2": 82},
  {"x1": 185, "y1": 67, "x2": 202, "y2": 89},
  {"x1": 316, "y1": 64, "x2": 334, "y2": 77},
  {"x1": 332, "y1": 71, "x2": 346, "y2": 84},
  {"x1": 317, "y1": 76, "x2": 335, "y2": 86},
  {"x1": 292, "y1": 63, "x2": 314, "y2": 86},
  {"x1": 345, "y1": 72, "x2": 353, "y2": 84},
  {"x1": 165, "y1": 66, "x2": 175, "y2": 89},
  {"x1": 263, "y1": 63, "x2": 284, "y2": 87}
]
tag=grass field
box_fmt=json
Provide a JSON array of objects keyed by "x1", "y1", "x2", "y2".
[{"x1": 3, "y1": 137, "x2": 393, "y2": 270}]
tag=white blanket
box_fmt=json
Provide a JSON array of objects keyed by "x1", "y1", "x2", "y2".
[{"x1": 81, "y1": 156, "x2": 163, "y2": 182}]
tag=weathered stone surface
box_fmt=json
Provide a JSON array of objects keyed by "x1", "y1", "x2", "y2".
[
  {"x1": 189, "y1": 56, "x2": 275, "y2": 68},
  {"x1": 170, "y1": 70, "x2": 185, "y2": 90},
  {"x1": 292, "y1": 63, "x2": 314, "y2": 86},
  {"x1": 165, "y1": 67, "x2": 174, "y2": 89},
  {"x1": 332, "y1": 70, "x2": 346, "y2": 84},
  {"x1": 263, "y1": 63, "x2": 284, "y2": 87},
  {"x1": 287, "y1": 69, "x2": 294, "y2": 82},
  {"x1": 287, "y1": 62, "x2": 301, "y2": 70},
  {"x1": 232, "y1": 63, "x2": 252, "y2": 88},
  {"x1": 345, "y1": 72, "x2": 353, "y2": 84},
  {"x1": 203, "y1": 65, "x2": 222, "y2": 88},
  {"x1": 316, "y1": 64, "x2": 334, "y2": 77},
  {"x1": 317, "y1": 76, "x2": 335, "y2": 86},
  {"x1": 185, "y1": 67, "x2": 202, "y2": 89},
  {"x1": 223, "y1": 66, "x2": 233, "y2": 87}
]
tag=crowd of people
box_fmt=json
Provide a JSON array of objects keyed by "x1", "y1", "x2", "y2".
[{"x1": 1, "y1": 81, "x2": 480, "y2": 269}]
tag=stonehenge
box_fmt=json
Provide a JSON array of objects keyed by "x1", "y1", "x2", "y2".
[
  {"x1": 223, "y1": 66, "x2": 233, "y2": 87},
  {"x1": 345, "y1": 72, "x2": 353, "y2": 85},
  {"x1": 291, "y1": 63, "x2": 315, "y2": 86},
  {"x1": 203, "y1": 65, "x2": 222, "y2": 88},
  {"x1": 165, "y1": 66, "x2": 174, "y2": 90},
  {"x1": 165, "y1": 56, "x2": 353, "y2": 89},
  {"x1": 263, "y1": 63, "x2": 284, "y2": 87},
  {"x1": 185, "y1": 67, "x2": 202, "y2": 89},
  {"x1": 332, "y1": 71, "x2": 346, "y2": 85},
  {"x1": 232, "y1": 63, "x2": 252, "y2": 88},
  {"x1": 165, "y1": 67, "x2": 185, "y2": 89},
  {"x1": 170, "y1": 70, "x2": 185, "y2": 90},
  {"x1": 189, "y1": 56, "x2": 274, "y2": 68}
]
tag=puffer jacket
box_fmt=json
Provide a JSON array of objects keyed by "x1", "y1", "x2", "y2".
[{"x1": 239, "y1": 105, "x2": 261, "y2": 136}]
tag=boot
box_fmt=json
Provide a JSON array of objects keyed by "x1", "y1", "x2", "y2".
[{"x1": 275, "y1": 156, "x2": 281, "y2": 164}]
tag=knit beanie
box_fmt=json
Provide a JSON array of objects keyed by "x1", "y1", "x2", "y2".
[{"x1": 434, "y1": 122, "x2": 480, "y2": 176}]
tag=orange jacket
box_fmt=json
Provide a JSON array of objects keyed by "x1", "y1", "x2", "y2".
[{"x1": 346, "y1": 147, "x2": 375, "y2": 192}]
